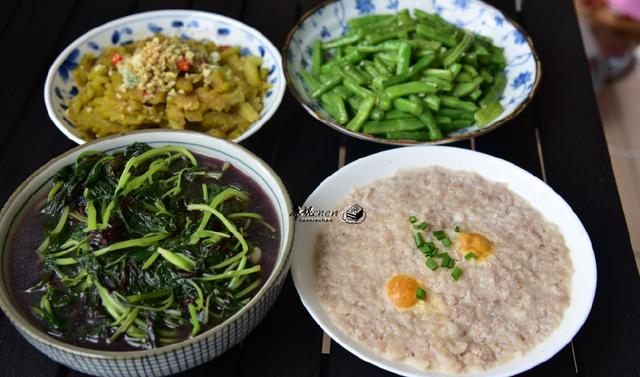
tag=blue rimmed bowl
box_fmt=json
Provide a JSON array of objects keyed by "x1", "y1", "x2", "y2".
[
  {"x1": 283, "y1": 0, "x2": 541, "y2": 145},
  {"x1": 0, "y1": 130, "x2": 294, "y2": 377},
  {"x1": 44, "y1": 10, "x2": 286, "y2": 144}
]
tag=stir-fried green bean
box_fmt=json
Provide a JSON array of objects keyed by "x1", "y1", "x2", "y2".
[{"x1": 299, "y1": 8, "x2": 508, "y2": 142}]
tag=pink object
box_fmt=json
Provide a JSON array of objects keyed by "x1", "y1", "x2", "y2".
[{"x1": 608, "y1": 0, "x2": 640, "y2": 21}]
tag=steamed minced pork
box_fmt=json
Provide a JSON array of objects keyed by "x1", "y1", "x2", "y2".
[
  {"x1": 315, "y1": 167, "x2": 572, "y2": 373},
  {"x1": 67, "y1": 34, "x2": 270, "y2": 140}
]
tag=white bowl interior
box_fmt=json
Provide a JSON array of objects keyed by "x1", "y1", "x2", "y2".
[
  {"x1": 286, "y1": 0, "x2": 539, "y2": 137},
  {"x1": 291, "y1": 146, "x2": 596, "y2": 377},
  {"x1": 45, "y1": 10, "x2": 286, "y2": 144},
  {"x1": 0, "y1": 130, "x2": 293, "y2": 355}
]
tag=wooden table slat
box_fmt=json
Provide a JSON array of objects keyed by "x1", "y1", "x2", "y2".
[
  {"x1": 0, "y1": 0, "x2": 21, "y2": 39},
  {"x1": 521, "y1": 1, "x2": 640, "y2": 377},
  {"x1": 0, "y1": 0, "x2": 79, "y2": 151},
  {"x1": 0, "y1": 1, "x2": 638, "y2": 377},
  {"x1": 235, "y1": 1, "x2": 338, "y2": 376}
]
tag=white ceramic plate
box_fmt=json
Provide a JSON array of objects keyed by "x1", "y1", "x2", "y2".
[
  {"x1": 44, "y1": 10, "x2": 286, "y2": 144},
  {"x1": 291, "y1": 146, "x2": 596, "y2": 377}
]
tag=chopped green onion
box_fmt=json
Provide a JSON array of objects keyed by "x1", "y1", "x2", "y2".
[
  {"x1": 416, "y1": 287, "x2": 426, "y2": 300},
  {"x1": 414, "y1": 232, "x2": 425, "y2": 247},
  {"x1": 455, "y1": 225, "x2": 462, "y2": 232},
  {"x1": 464, "y1": 252, "x2": 478, "y2": 260},
  {"x1": 451, "y1": 267, "x2": 462, "y2": 281},
  {"x1": 409, "y1": 215, "x2": 418, "y2": 223},
  {"x1": 433, "y1": 230, "x2": 446, "y2": 240},
  {"x1": 425, "y1": 257, "x2": 438, "y2": 271},
  {"x1": 418, "y1": 242, "x2": 436, "y2": 256},
  {"x1": 413, "y1": 221, "x2": 429, "y2": 230},
  {"x1": 441, "y1": 254, "x2": 453, "y2": 268},
  {"x1": 441, "y1": 237, "x2": 452, "y2": 247}
]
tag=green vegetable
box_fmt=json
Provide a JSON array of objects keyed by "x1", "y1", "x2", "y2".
[
  {"x1": 416, "y1": 287, "x2": 426, "y2": 300},
  {"x1": 475, "y1": 101, "x2": 505, "y2": 126},
  {"x1": 414, "y1": 221, "x2": 429, "y2": 230},
  {"x1": 346, "y1": 96, "x2": 376, "y2": 131},
  {"x1": 385, "y1": 81, "x2": 437, "y2": 99},
  {"x1": 464, "y1": 252, "x2": 478, "y2": 260},
  {"x1": 479, "y1": 72, "x2": 507, "y2": 107},
  {"x1": 31, "y1": 143, "x2": 271, "y2": 349},
  {"x1": 426, "y1": 258, "x2": 439, "y2": 271},
  {"x1": 312, "y1": 40, "x2": 323, "y2": 76},
  {"x1": 393, "y1": 97, "x2": 423, "y2": 115},
  {"x1": 452, "y1": 267, "x2": 463, "y2": 281},
  {"x1": 300, "y1": 8, "x2": 507, "y2": 142},
  {"x1": 363, "y1": 118, "x2": 425, "y2": 134}
]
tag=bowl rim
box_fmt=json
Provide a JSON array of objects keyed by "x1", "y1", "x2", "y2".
[
  {"x1": 290, "y1": 145, "x2": 597, "y2": 377},
  {"x1": 44, "y1": 9, "x2": 286, "y2": 145},
  {"x1": 282, "y1": 0, "x2": 542, "y2": 146},
  {"x1": 0, "y1": 129, "x2": 294, "y2": 359}
]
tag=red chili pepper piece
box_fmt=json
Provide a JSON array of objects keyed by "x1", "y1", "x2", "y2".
[
  {"x1": 111, "y1": 53, "x2": 123, "y2": 65},
  {"x1": 176, "y1": 58, "x2": 190, "y2": 72}
]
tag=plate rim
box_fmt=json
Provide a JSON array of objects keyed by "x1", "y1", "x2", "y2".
[{"x1": 290, "y1": 145, "x2": 597, "y2": 377}]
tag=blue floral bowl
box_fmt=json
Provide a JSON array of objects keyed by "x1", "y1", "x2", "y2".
[
  {"x1": 283, "y1": 0, "x2": 541, "y2": 145},
  {"x1": 44, "y1": 10, "x2": 286, "y2": 144}
]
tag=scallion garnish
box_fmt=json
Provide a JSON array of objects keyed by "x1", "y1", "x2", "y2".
[
  {"x1": 464, "y1": 252, "x2": 478, "y2": 260},
  {"x1": 418, "y1": 242, "x2": 436, "y2": 256},
  {"x1": 416, "y1": 287, "x2": 426, "y2": 300},
  {"x1": 409, "y1": 215, "x2": 417, "y2": 223},
  {"x1": 455, "y1": 225, "x2": 462, "y2": 232},
  {"x1": 451, "y1": 267, "x2": 462, "y2": 281},
  {"x1": 425, "y1": 258, "x2": 439, "y2": 271},
  {"x1": 414, "y1": 232, "x2": 425, "y2": 247},
  {"x1": 433, "y1": 230, "x2": 446, "y2": 240},
  {"x1": 441, "y1": 254, "x2": 454, "y2": 269},
  {"x1": 413, "y1": 221, "x2": 429, "y2": 230}
]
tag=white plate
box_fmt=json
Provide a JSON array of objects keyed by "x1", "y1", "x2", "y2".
[{"x1": 291, "y1": 146, "x2": 596, "y2": 377}]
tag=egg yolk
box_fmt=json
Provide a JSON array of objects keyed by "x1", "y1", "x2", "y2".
[
  {"x1": 386, "y1": 274, "x2": 422, "y2": 309},
  {"x1": 458, "y1": 232, "x2": 493, "y2": 260}
]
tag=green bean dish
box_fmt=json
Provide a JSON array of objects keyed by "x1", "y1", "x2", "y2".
[
  {"x1": 7, "y1": 143, "x2": 279, "y2": 350},
  {"x1": 300, "y1": 8, "x2": 508, "y2": 141}
]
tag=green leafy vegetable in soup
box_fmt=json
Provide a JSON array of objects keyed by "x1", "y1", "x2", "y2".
[{"x1": 22, "y1": 143, "x2": 277, "y2": 349}]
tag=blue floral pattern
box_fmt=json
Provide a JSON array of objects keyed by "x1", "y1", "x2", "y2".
[
  {"x1": 285, "y1": 0, "x2": 539, "y2": 136},
  {"x1": 453, "y1": 0, "x2": 469, "y2": 9},
  {"x1": 57, "y1": 49, "x2": 79, "y2": 82},
  {"x1": 321, "y1": 26, "x2": 331, "y2": 39},
  {"x1": 355, "y1": 0, "x2": 375, "y2": 15},
  {"x1": 511, "y1": 71, "x2": 532, "y2": 89},
  {"x1": 512, "y1": 30, "x2": 526, "y2": 45}
]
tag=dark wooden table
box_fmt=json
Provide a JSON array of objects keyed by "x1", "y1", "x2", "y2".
[{"x1": 0, "y1": 0, "x2": 639, "y2": 376}]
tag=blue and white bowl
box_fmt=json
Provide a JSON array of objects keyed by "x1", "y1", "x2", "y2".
[
  {"x1": 283, "y1": 0, "x2": 541, "y2": 145},
  {"x1": 44, "y1": 10, "x2": 286, "y2": 144},
  {"x1": 0, "y1": 130, "x2": 294, "y2": 377}
]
